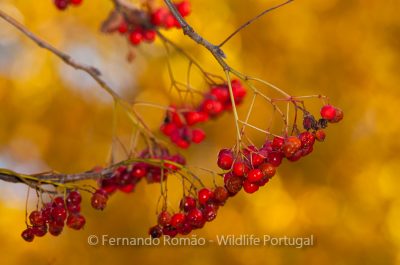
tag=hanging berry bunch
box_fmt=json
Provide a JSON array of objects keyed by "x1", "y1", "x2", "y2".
[
  {"x1": 101, "y1": 0, "x2": 191, "y2": 47},
  {"x1": 160, "y1": 80, "x2": 246, "y2": 148},
  {"x1": 21, "y1": 191, "x2": 85, "y2": 242}
]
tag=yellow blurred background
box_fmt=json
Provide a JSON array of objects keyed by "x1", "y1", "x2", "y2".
[{"x1": 1, "y1": 0, "x2": 400, "y2": 264}]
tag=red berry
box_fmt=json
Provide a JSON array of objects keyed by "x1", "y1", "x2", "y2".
[
  {"x1": 211, "y1": 87, "x2": 229, "y2": 102},
  {"x1": 177, "y1": 1, "x2": 191, "y2": 17},
  {"x1": 91, "y1": 190, "x2": 108, "y2": 210},
  {"x1": 298, "y1": 131, "x2": 315, "y2": 148},
  {"x1": 143, "y1": 30, "x2": 156, "y2": 42},
  {"x1": 198, "y1": 188, "x2": 213, "y2": 205},
  {"x1": 158, "y1": 211, "x2": 172, "y2": 227},
  {"x1": 178, "y1": 222, "x2": 192, "y2": 235},
  {"x1": 250, "y1": 152, "x2": 264, "y2": 167},
  {"x1": 21, "y1": 228, "x2": 34, "y2": 242},
  {"x1": 129, "y1": 30, "x2": 143, "y2": 45},
  {"x1": 29, "y1": 211, "x2": 45, "y2": 226},
  {"x1": 51, "y1": 206, "x2": 67, "y2": 221},
  {"x1": 66, "y1": 214, "x2": 86, "y2": 230},
  {"x1": 202, "y1": 204, "x2": 218, "y2": 222},
  {"x1": 330, "y1": 107, "x2": 344, "y2": 123},
  {"x1": 66, "y1": 191, "x2": 82, "y2": 205},
  {"x1": 259, "y1": 163, "x2": 276, "y2": 178},
  {"x1": 232, "y1": 161, "x2": 249, "y2": 177},
  {"x1": 151, "y1": 8, "x2": 168, "y2": 26},
  {"x1": 314, "y1": 129, "x2": 326, "y2": 142},
  {"x1": 70, "y1": 0, "x2": 83, "y2": 5},
  {"x1": 54, "y1": 0, "x2": 69, "y2": 10},
  {"x1": 320, "y1": 105, "x2": 337, "y2": 121},
  {"x1": 247, "y1": 169, "x2": 263, "y2": 182},
  {"x1": 243, "y1": 180, "x2": 259, "y2": 194},
  {"x1": 185, "y1": 111, "x2": 202, "y2": 126},
  {"x1": 272, "y1": 137, "x2": 285, "y2": 150},
  {"x1": 267, "y1": 151, "x2": 284, "y2": 167},
  {"x1": 164, "y1": 14, "x2": 176, "y2": 29},
  {"x1": 32, "y1": 225, "x2": 48, "y2": 237},
  {"x1": 118, "y1": 21, "x2": 128, "y2": 34},
  {"x1": 217, "y1": 149, "x2": 234, "y2": 170},
  {"x1": 170, "y1": 213, "x2": 186, "y2": 228},
  {"x1": 131, "y1": 164, "x2": 147, "y2": 178},
  {"x1": 191, "y1": 128, "x2": 206, "y2": 143},
  {"x1": 162, "y1": 225, "x2": 178, "y2": 237},
  {"x1": 180, "y1": 196, "x2": 196, "y2": 212},
  {"x1": 49, "y1": 224, "x2": 63, "y2": 236},
  {"x1": 201, "y1": 99, "x2": 224, "y2": 116},
  {"x1": 282, "y1": 136, "x2": 302, "y2": 158},
  {"x1": 186, "y1": 208, "x2": 204, "y2": 228},
  {"x1": 53, "y1": 196, "x2": 65, "y2": 208},
  {"x1": 67, "y1": 203, "x2": 81, "y2": 213}
]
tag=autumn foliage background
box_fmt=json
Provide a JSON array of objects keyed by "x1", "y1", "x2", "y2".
[{"x1": 0, "y1": 0, "x2": 400, "y2": 264}]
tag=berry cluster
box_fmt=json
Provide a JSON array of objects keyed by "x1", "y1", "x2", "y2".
[
  {"x1": 54, "y1": 0, "x2": 83, "y2": 10},
  {"x1": 114, "y1": 1, "x2": 191, "y2": 46},
  {"x1": 160, "y1": 80, "x2": 246, "y2": 148},
  {"x1": 217, "y1": 104, "x2": 344, "y2": 194},
  {"x1": 91, "y1": 148, "x2": 186, "y2": 210},
  {"x1": 149, "y1": 186, "x2": 229, "y2": 238},
  {"x1": 21, "y1": 191, "x2": 85, "y2": 242}
]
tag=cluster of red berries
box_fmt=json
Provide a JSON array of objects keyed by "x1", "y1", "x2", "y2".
[
  {"x1": 217, "y1": 104, "x2": 343, "y2": 194},
  {"x1": 21, "y1": 191, "x2": 85, "y2": 242},
  {"x1": 160, "y1": 80, "x2": 247, "y2": 148},
  {"x1": 151, "y1": 0, "x2": 191, "y2": 29},
  {"x1": 91, "y1": 148, "x2": 186, "y2": 210},
  {"x1": 54, "y1": 0, "x2": 83, "y2": 10},
  {"x1": 149, "y1": 186, "x2": 229, "y2": 238},
  {"x1": 113, "y1": 1, "x2": 191, "y2": 46}
]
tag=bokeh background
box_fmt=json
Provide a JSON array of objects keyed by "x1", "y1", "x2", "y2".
[{"x1": 1, "y1": 0, "x2": 400, "y2": 264}]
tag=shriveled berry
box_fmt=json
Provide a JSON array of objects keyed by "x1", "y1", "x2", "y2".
[
  {"x1": 298, "y1": 131, "x2": 315, "y2": 148},
  {"x1": 282, "y1": 136, "x2": 302, "y2": 158},
  {"x1": 149, "y1": 225, "x2": 163, "y2": 238},
  {"x1": 330, "y1": 107, "x2": 344, "y2": 123},
  {"x1": 224, "y1": 175, "x2": 243, "y2": 194},
  {"x1": 21, "y1": 228, "x2": 34, "y2": 242},
  {"x1": 213, "y1": 186, "x2": 229, "y2": 204},
  {"x1": 259, "y1": 163, "x2": 276, "y2": 178}
]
